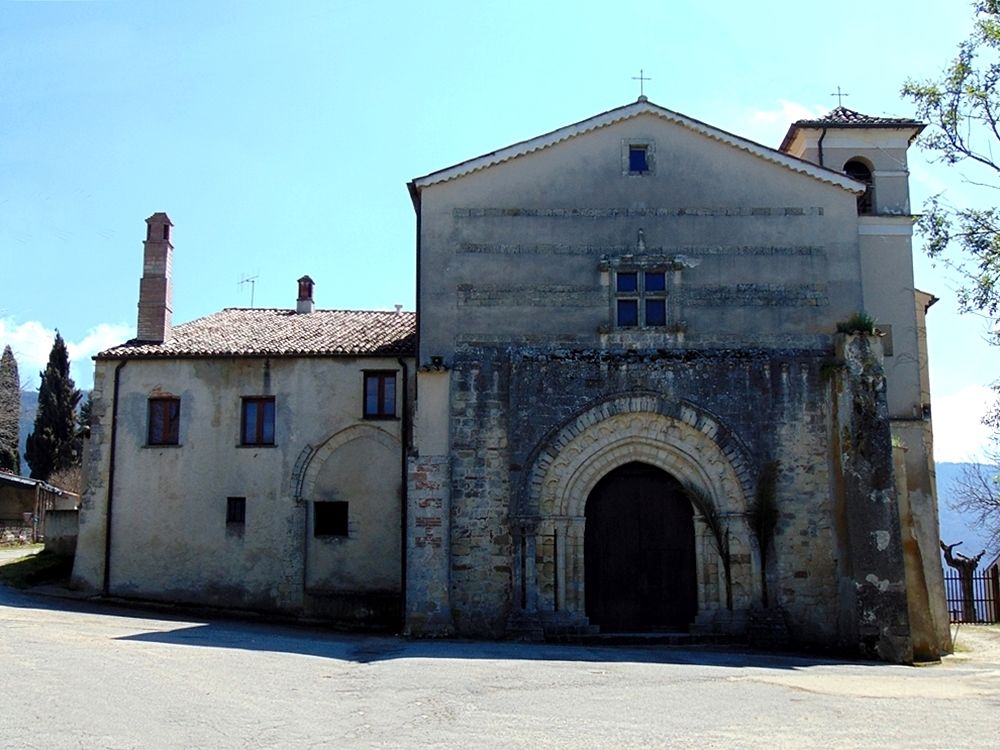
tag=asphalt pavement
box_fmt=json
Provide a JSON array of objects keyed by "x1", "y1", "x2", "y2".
[{"x1": 1, "y1": 582, "x2": 998, "y2": 749}]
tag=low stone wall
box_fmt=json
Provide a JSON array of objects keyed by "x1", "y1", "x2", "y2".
[{"x1": 44, "y1": 509, "x2": 79, "y2": 557}]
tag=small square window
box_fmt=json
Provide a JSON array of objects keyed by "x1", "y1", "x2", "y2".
[
  {"x1": 241, "y1": 397, "x2": 275, "y2": 445},
  {"x1": 364, "y1": 371, "x2": 396, "y2": 419},
  {"x1": 148, "y1": 397, "x2": 180, "y2": 445},
  {"x1": 646, "y1": 299, "x2": 667, "y2": 327},
  {"x1": 226, "y1": 497, "x2": 246, "y2": 525},
  {"x1": 617, "y1": 299, "x2": 639, "y2": 327},
  {"x1": 629, "y1": 145, "x2": 649, "y2": 173},
  {"x1": 611, "y1": 267, "x2": 670, "y2": 329},
  {"x1": 617, "y1": 272, "x2": 638, "y2": 293},
  {"x1": 645, "y1": 272, "x2": 666, "y2": 292},
  {"x1": 314, "y1": 501, "x2": 348, "y2": 537}
]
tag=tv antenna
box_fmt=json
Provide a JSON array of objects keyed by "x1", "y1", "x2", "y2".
[{"x1": 238, "y1": 272, "x2": 260, "y2": 308}]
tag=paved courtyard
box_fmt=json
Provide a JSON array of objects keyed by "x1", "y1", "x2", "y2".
[{"x1": 1, "y1": 579, "x2": 998, "y2": 749}]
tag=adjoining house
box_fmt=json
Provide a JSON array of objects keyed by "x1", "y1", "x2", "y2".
[
  {"x1": 73, "y1": 217, "x2": 414, "y2": 627},
  {"x1": 0, "y1": 471, "x2": 77, "y2": 543},
  {"x1": 74, "y1": 99, "x2": 951, "y2": 661}
]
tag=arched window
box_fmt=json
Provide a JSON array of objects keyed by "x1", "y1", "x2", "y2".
[{"x1": 844, "y1": 159, "x2": 874, "y2": 215}]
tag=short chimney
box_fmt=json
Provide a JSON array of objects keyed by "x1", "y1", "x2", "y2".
[
  {"x1": 297, "y1": 275, "x2": 315, "y2": 313},
  {"x1": 137, "y1": 212, "x2": 173, "y2": 342}
]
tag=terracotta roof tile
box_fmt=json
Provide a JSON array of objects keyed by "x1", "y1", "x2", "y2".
[
  {"x1": 779, "y1": 107, "x2": 924, "y2": 152},
  {"x1": 98, "y1": 308, "x2": 415, "y2": 359},
  {"x1": 791, "y1": 106, "x2": 923, "y2": 128}
]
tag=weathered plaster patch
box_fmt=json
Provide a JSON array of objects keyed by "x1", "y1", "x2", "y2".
[
  {"x1": 873, "y1": 530, "x2": 891, "y2": 551},
  {"x1": 864, "y1": 574, "x2": 890, "y2": 592}
]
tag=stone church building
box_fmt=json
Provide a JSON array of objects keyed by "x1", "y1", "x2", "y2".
[{"x1": 74, "y1": 98, "x2": 950, "y2": 662}]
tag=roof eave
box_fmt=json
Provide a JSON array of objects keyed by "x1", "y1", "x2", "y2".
[
  {"x1": 412, "y1": 98, "x2": 863, "y2": 194},
  {"x1": 780, "y1": 121, "x2": 926, "y2": 152}
]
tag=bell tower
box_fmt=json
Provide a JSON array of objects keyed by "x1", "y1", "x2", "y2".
[{"x1": 781, "y1": 107, "x2": 951, "y2": 660}]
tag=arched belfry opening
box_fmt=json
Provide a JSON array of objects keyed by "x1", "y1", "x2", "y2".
[
  {"x1": 584, "y1": 462, "x2": 697, "y2": 632},
  {"x1": 844, "y1": 159, "x2": 875, "y2": 214}
]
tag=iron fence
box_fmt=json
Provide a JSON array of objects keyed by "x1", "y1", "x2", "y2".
[{"x1": 944, "y1": 570, "x2": 1000, "y2": 623}]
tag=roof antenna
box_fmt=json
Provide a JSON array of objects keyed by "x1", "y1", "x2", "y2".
[
  {"x1": 830, "y1": 86, "x2": 850, "y2": 108},
  {"x1": 238, "y1": 272, "x2": 259, "y2": 308}
]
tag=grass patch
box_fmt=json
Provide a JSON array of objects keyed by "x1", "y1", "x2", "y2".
[
  {"x1": 836, "y1": 311, "x2": 877, "y2": 335},
  {"x1": 0, "y1": 550, "x2": 73, "y2": 589}
]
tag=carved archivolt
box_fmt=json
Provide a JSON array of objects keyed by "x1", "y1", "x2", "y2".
[
  {"x1": 514, "y1": 393, "x2": 757, "y2": 622},
  {"x1": 523, "y1": 393, "x2": 752, "y2": 519}
]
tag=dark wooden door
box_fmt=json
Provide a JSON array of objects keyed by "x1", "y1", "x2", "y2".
[{"x1": 584, "y1": 462, "x2": 697, "y2": 632}]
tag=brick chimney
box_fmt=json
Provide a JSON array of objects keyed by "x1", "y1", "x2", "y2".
[
  {"x1": 297, "y1": 275, "x2": 315, "y2": 314},
  {"x1": 137, "y1": 212, "x2": 173, "y2": 342}
]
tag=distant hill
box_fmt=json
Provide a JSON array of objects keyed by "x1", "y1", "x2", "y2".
[{"x1": 936, "y1": 462, "x2": 997, "y2": 562}]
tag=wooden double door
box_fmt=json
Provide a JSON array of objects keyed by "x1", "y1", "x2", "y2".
[{"x1": 584, "y1": 462, "x2": 697, "y2": 632}]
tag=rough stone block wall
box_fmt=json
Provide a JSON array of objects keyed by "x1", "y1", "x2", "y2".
[
  {"x1": 447, "y1": 344, "x2": 842, "y2": 641},
  {"x1": 448, "y1": 356, "x2": 512, "y2": 637},
  {"x1": 833, "y1": 334, "x2": 912, "y2": 662},
  {"x1": 406, "y1": 454, "x2": 454, "y2": 635}
]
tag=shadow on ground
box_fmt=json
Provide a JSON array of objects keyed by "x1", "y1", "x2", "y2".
[{"x1": 0, "y1": 582, "x2": 888, "y2": 671}]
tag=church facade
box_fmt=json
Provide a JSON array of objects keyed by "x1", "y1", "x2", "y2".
[
  {"x1": 74, "y1": 99, "x2": 950, "y2": 662},
  {"x1": 403, "y1": 99, "x2": 947, "y2": 661}
]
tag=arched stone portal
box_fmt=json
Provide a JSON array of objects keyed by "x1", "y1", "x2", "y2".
[
  {"x1": 510, "y1": 393, "x2": 756, "y2": 636},
  {"x1": 585, "y1": 462, "x2": 697, "y2": 632}
]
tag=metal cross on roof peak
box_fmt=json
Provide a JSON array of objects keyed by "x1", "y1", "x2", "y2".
[
  {"x1": 831, "y1": 86, "x2": 850, "y2": 107},
  {"x1": 632, "y1": 69, "x2": 652, "y2": 98}
]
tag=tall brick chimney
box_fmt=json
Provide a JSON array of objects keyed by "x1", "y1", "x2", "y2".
[{"x1": 137, "y1": 212, "x2": 173, "y2": 342}]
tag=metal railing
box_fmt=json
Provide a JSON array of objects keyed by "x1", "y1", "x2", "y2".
[{"x1": 944, "y1": 570, "x2": 1000, "y2": 623}]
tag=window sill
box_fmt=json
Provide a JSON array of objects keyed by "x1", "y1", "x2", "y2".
[
  {"x1": 145, "y1": 443, "x2": 182, "y2": 449},
  {"x1": 362, "y1": 415, "x2": 399, "y2": 421},
  {"x1": 236, "y1": 443, "x2": 277, "y2": 449}
]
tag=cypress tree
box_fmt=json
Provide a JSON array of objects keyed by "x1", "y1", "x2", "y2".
[
  {"x1": 25, "y1": 332, "x2": 81, "y2": 481},
  {"x1": 0, "y1": 345, "x2": 20, "y2": 473}
]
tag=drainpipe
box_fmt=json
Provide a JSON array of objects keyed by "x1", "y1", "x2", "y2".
[
  {"x1": 397, "y1": 356, "x2": 410, "y2": 630},
  {"x1": 818, "y1": 127, "x2": 828, "y2": 168},
  {"x1": 102, "y1": 360, "x2": 127, "y2": 595}
]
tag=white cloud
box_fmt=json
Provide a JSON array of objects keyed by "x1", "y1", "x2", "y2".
[
  {"x1": 0, "y1": 317, "x2": 131, "y2": 391},
  {"x1": 932, "y1": 385, "x2": 996, "y2": 462},
  {"x1": 749, "y1": 99, "x2": 826, "y2": 126}
]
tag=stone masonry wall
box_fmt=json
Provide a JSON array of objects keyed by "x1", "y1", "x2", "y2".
[{"x1": 447, "y1": 344, "x2": 842, "y2": 643}]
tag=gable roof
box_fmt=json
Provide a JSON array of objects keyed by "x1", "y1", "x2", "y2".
[
  {"x1": 97, "y1": 308, "x2": 416, "y2": 360},
  {"x1": 409, "y1": 97, "x2": 863, "y2": 198},
  {"x1": 779, "y1": 106, "x2": 925, "y2": 151}
]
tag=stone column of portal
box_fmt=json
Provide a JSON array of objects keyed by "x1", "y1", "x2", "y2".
[
  {"x1": 404, "y1": 368, "x2": 455, "y2": 636},
  {"x1": 833, "y1": 333, "x2": 913, "y2": 663}
]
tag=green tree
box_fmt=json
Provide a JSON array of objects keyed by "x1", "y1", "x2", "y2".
[
  {"x1": 902, "y1": 1, "x2": 1000, "y2": 322},
  {"x1": 25, "y1": 332, "x2": 81, "y2": 481},
  {"x1": 903, "y1": 1, "x2": 1000, "y2": 550},
  {"x1": 0, "y1": 344, "x2": 20, "y2": 473}
]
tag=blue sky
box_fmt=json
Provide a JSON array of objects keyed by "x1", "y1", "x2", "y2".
[{"x1": 1, "y1": 0, "x2": 997, "y2": 460}]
